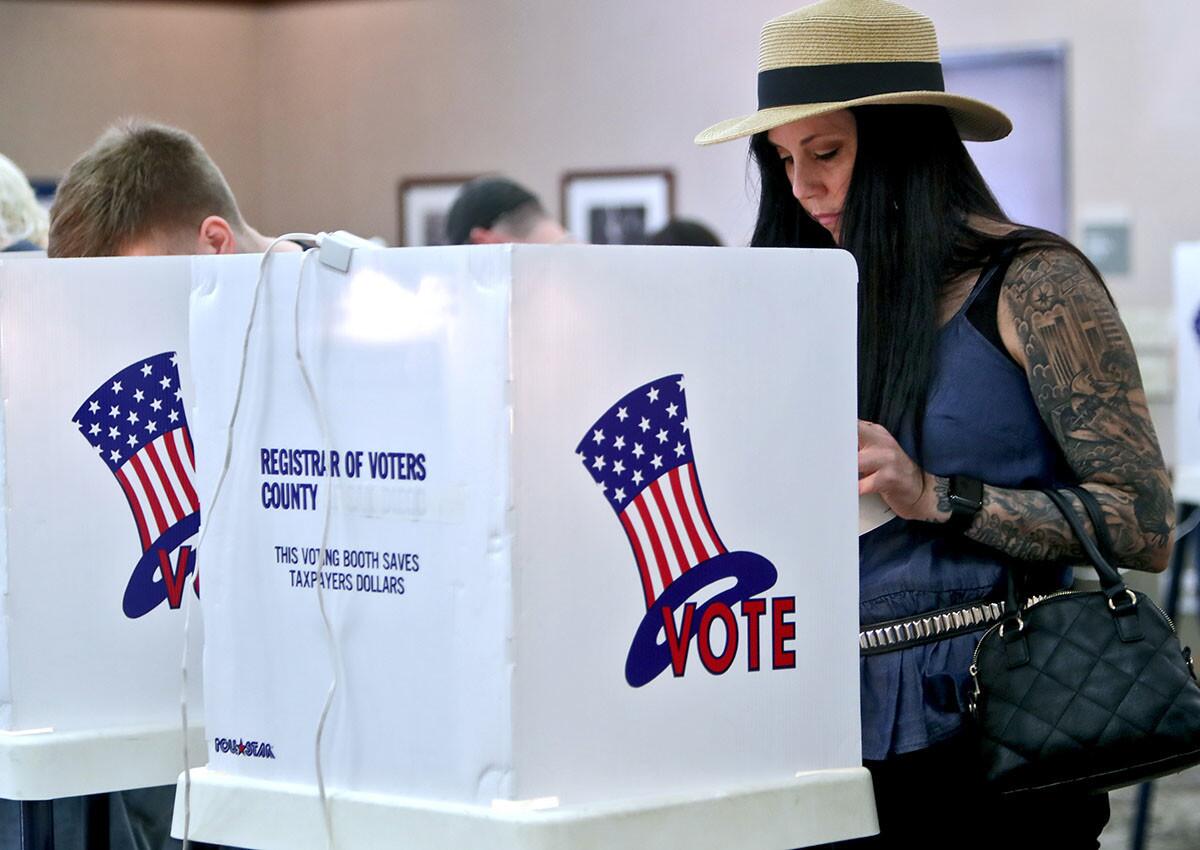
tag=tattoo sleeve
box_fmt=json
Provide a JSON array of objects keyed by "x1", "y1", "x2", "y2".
[{"x1": 959, "y1": 247, "x2": 1174, "y2": 571}]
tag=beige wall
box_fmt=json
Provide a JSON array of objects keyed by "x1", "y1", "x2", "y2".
[
  {"x1": 2, "y1": 0, "x2": 1196, "y2": 310},
  {"x1": 0, "y1": 0, "x2": 262, "y2": 223},
  {"x1": 923, "y1": 0, "x2": 1200, "y2": 312},
  {"x1": 2, "y1": 0, "x2": 1194, "y2": 457},
  {"x1": 251, "y1": 0, "x2": 762, "y2": 248},
  {"x1": 249, "y1": 0, "x2": 1197, "y2": 465},
  {"x1": 247, "y1": 0, "x2": 1200, "y2": 311}
]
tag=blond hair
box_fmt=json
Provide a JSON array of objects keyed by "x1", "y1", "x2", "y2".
[
  {"x1": 48, "y1": 120, "x2": 244, "y2": 258},
  {"x1": 0, "y1": 153, "x2": 49, "y2": 250}
]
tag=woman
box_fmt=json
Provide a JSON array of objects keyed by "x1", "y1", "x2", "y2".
[{"x1": 696, "y1": 1, "x2": 1173, "y2": 847}]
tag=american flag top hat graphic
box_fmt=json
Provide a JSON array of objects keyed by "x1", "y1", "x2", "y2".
[
  {"x1": 72, "y1": 352, "x2": 200, "y2": 618},
  {"x1": 577, "y1": 374, "x2": 777, "y2": 687}
]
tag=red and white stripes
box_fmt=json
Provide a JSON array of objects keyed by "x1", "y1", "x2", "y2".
[
  {"x1": 113, "y1": 427, "x2": 199, "y2": 550},
  {"x1": 618, "y1": 463, "x2": 727, "y2": 608}
]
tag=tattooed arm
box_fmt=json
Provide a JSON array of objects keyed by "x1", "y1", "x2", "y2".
[
  {"x1": 943, "y1": 247, "x2": 1173, "y2": 571},
  {"x1": 859, "y1": 246, "x2": 1173, "y2": 571}
]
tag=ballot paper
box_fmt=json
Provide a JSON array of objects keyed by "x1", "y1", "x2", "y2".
[{"x1": 859, "y1": 494, "x2": 895, "y2": 535}]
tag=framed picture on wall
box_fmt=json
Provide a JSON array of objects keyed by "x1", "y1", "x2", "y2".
[
  {"x1": 397, "y1": 175, "x2": 477, "y2": 247},
  {"x1": 560, "y1": 169, "x2": 675, "y2": 245}
]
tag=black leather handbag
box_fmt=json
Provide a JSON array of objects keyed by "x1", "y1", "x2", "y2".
[{"x1": 970, "y1": 486, "x2": 1200, "y2": 796}]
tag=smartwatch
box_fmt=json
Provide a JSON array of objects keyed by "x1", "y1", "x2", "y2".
[{"x1": 945, "y1": 474, "x2": 984, "y2": 533}]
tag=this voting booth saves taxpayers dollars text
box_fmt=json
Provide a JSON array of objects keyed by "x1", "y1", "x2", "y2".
[
  {"x1": 179, "y1": 245, "x2": 874, "y2": 849},
  {"x1": 0, "y1": 255, "x2": 204, "y2": 799}
]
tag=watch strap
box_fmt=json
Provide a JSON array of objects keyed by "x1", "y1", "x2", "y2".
[{"x1": 945, "y1": 474, "x2": 984, "y2": 533}]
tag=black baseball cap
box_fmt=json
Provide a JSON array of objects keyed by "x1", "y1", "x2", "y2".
[{"x1": 446, "y1": 177, "x2": 540, "y2": 245}]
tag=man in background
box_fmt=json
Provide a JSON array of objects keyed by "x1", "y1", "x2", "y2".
[
  {"x1": 446, "y1": 175, "x2": 569, "y2": 245},
  {"x1": 37, "y1": 118, "x2": 248, "y2": 850},
  {"x1": 49, "y1": 119, "x2": 292, "y2": 258}
]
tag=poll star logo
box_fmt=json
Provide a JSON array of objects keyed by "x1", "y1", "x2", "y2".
[
  {"x1": 577, "y1": 374, "x2": 796, "y2": 688},
  {"x1": 214, "y1": 736, "x2": 276, "y2": 760},
  {"x1": 72, "y1": 352, "x2": 200, "y2": 619}
]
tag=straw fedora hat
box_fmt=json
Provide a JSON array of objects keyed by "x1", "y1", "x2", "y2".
[{"x1": 695, "y1": 0, "x2": 1011, "y2": 145}]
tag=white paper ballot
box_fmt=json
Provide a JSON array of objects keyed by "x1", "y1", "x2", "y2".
[{"x1": 859, "y1": 493, "x2": 895, "y2": 535}]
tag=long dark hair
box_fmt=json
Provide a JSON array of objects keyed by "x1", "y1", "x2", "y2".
[{"x1": 750, "y1": 105, "x2": 1087, "y2": 443}]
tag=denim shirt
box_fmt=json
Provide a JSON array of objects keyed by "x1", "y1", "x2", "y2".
[{"x1": 858, "y1": 255, "x2": 1074, "y2": 760}]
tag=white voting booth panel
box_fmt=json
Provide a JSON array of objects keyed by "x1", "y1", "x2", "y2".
[
  {"x1": 178, "y1": 245, "x2": 873, "y2": 848},
  {"x1": 1175, "y1": 244, "x2": 1200, "y2": 504},
  {"x1": 0, "y1": 255, "x2": 204, "y2": 799}
]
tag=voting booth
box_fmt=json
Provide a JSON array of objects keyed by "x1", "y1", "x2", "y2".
[
  {"x1": 1175, "y1": 243, "x2": 1200, "y2": 505},
  {"x1": 0, "y1": 255, "x2": 204, "y2": 801},
  {"x1": 175, "y1": 244, "x2": 875, "y2": 849}
]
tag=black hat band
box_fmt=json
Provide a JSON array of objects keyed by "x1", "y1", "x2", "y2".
[{"x1": 757, "y1": 61, "x2": 945, "y2": 110}]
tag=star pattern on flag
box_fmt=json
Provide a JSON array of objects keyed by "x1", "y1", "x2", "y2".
[
  {"x1": 576, "y1": 374, "x2": 693, "y2": 514},
  {"x1": 73, "y1": 352, "x2": 188, "y2": 475},
  {"x1": 575, "y1": 373, "x2": 731, "y2": 617},
  {"x1": 70, "y1": 351, "x2": 205, "y2": 621}
]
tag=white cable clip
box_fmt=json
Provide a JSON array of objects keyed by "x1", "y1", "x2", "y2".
[{"x1": 315, "y1": 230, "x2": 382, "y2": 273}]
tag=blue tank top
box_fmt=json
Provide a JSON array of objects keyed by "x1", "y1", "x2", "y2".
[{"x1": 858, "y1": 249, "x2": 1075, "y2": 760}]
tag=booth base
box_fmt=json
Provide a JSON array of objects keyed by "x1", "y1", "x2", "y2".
[
  {"x1": 172, "y1": 766, "x2": 878, "y2": 850},
  {"x1": 0, "y1": 723, "x2": 206, "y2": 800}
]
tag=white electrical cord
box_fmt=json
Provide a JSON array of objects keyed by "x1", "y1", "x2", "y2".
[
  {"x1": 293, "y1": 246, "x2": 341, "y2": 850},
  {"x1": 179, "y1": 233, "x2": 319, "y2": 850}
]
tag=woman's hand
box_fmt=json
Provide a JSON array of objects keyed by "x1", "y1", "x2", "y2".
[{"x1": 857, "y1": 420, "x2": 946, "y2": 522}]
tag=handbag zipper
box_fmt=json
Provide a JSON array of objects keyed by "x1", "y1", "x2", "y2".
[{"x1": 968, "y1": 589, "x2": 1178, "y2": 716}]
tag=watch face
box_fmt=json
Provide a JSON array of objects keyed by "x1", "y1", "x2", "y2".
[{"x1": 950, "y1": 476, "x2": 984, "y2": 511}]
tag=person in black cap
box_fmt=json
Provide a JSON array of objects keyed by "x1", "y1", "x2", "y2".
[{"x1": 446, "y1": 176, "x2": 569, "y2": 245}]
